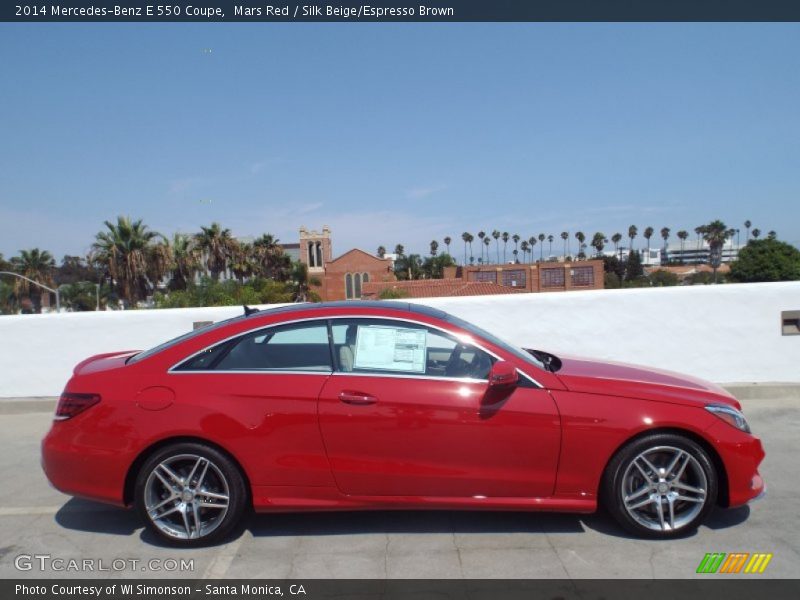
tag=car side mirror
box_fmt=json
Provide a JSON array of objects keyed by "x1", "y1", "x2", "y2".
[{"x1": 488, "y1": 361, "x2": 518, "y2": 388}]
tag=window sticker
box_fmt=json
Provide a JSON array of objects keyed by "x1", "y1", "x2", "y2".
[{"x1": 353, "y1": 326, "x2": 427, "y2": 373}]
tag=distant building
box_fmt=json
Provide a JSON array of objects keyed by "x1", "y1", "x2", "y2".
[
  {"x1": 362, "y1": 260, "x2": 605, "y2": 299},
  {"x1": 664, "y1": 241, "x2": 742, "y2": 265},
  {"x1": 298, "y1": 227, "x2": 396, "y2": 301}
]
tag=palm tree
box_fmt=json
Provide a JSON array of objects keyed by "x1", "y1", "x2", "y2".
[
  {"x1": 677, "y1": 230, "x2": 689, "y2": 264},
  {"x1": 461, "y1": 232, "x2": 471, "y2": 266},
  {"x1": 512, "y1": 234, "x2": 520, "y2": 258},
  {"x1": 547, "y1": 234, "x2": 554, "y2": 258},
  {"x1": 483, "y1": 236, "x2": 491, "y2": 261},
  {"x1": 168, "y1": 233, "x2": 199, "y2": 290},
  {"x1": 575, "y1": 231, "x2": 586, "y2": 259},
  {"x1": 643, "y1": 226, "x2": 654, "y2": 258},
  {"x1": 253, "y1": 233, "x2": 286, "y2": 280},
  {"x1": 660, "y1": 227, "x2": 671, "y2": 259},
  {"x1": 744, "y1": 220, "x2": 752, "y2": 242},
  {"x1": 560, "y1": 231, "x2": 569, "y2": 259},
  {"x1": 10, "y1": 248, "x2": 55, "y2": 310},
  {"x1": 751, "y1": 228, "x2": 761, "y2": 239},
  {"x1": 228, "y1": 241, "x2": 255, "y2": 284},
  {"x1": 492, "y1": 230, "x2": 501, "y2": 263},
  {"x1": 394, "y1": 244, "x2": 405, "y2": 256},
  {"x1": 477, "y1": 231, "x2": 486, "y2": 262},
  {"x1": 289, "y1": 261, "x2": 321, "y2": 302},
  {"x1": 501, "y1": 232, "x2": 510, "y2": 262},
  {"x1": 628, "y1": 225, "x2": 638, "y2": 254},
  {"x1": 694, "y1": 225, "x2": 705, "y2": 253},
  {"x1": 195, "y1": 223, "x2": 235, "y2": 281},
  {"x1": 537, "y1": 234, "x2": 545, "y2": 261},
  {"x1": 528, "y1": 236, "x2": 537, "y2": 263},
  {"x1": 611, "y1": 233, "x2": 622, "y2": 258},
  {"x1": 702, "y1": 220, "x2": 730, "y2": 283},
  {"x1": 443, "y1": 237, "x2": 451, "y2": 255},
  {"x1": 467, "y1": 233, "x2": 475, "y2": 264},
  {"x1": 429, "y1": 240, "x2": 439, "y2": 256},
  {"x1": 591, "y1": 232, "x2": 606, "y2": 256},
  {"x1": 92, "y1": 216, "x2": 161, "y2": 306},
  {"x1": 520, "y1": 240, "x2": 530, "y2": 263},
  {"x1": 377, "y1": 245, "x2": 386, "y2": 258}
]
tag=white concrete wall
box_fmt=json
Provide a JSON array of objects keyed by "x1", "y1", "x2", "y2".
[{"x1": 0, "y1": 282, "x2": 798, "y2": 397}]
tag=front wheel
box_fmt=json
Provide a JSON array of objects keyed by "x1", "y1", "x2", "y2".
[
  {"x1": 134, "y1": 442, "x2": 248, "y2": 546},
  {"x1": 603, "y1": 433, "x2": 718, "y2": 538}
]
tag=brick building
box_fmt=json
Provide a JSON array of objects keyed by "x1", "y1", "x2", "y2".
[
  {"x1": 363, "y1": 260, "x2": 604, "y2": 299},
  {"x1": 298, "y1": 227, "x2": 396, "y2": 301},
  {"x1": 296, "y1": 226, "x2": 603, "y2": 301}
]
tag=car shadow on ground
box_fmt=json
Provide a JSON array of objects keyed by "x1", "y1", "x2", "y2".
[{"x1": 54, "y1": 497, "x2": 753, "y2": 547}]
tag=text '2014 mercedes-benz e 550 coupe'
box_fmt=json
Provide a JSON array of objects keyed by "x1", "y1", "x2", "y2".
[{"x1": 42, "y1": 301, "x2": 765, "y2": 546}]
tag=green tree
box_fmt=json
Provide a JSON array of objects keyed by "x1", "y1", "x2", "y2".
[
  {"x1": 443, "y1": 237, "x2": 451, "y2": 255},
  {"x1": 591, "y1": 232, "x2": 606, "y2": 256},
  {"x1": 625, "y1": 250, "x2": 644, "y2": 281},
  {"x1": 501, "y1": 232, "x2": 510, "y2": 262},
  {"x1": 9, "y1": 248, "x2": 56, "y2": 312},
  {"x1": 91, "y1": 217, "x2": 162, "y2": 307},
  {"x1": 492, "y1": 230, "x2": 501, "y2": 263},
  {"x1": 643, "y1": 226, "x2": 654, "y2": 256},
  {"x1": 701, "y1": 220, "x2": 730, "y2": 283},
  {"x1": 744, "y1": 220, "x2": 752, "y2": 242},
  {"x1": 376, "y1": 245, "x2": 386, "y2": 258},
  {"x1": 429, "y1": 240, "x2": 439, "y2": 256},
  {"x1": 194, "y1": 222, "x2": 236, "y2": 281},
  {"x1": 560, "y1": 231, "x2": 569, "y2": 259},
  {"x1": 611, "y1": 233, "x2": 622, "y2": 258},
  {"x1": 628, "y1": 225, "x2": 638, "y2": 253},
  {"x1": 649, "y1": 269, "x2": 680, "y2": 287},
  {"x1": 461, "y1": 232, "x2": 470, "y2": 266},
  {"x1": 422, "y1": 253, "x2": 456, "y2": 279},
  {"x1": 477, "y1": 231, "x2": 486, "y2": 262},
  {"x1": 751, "y1": 228, "x2": 761, "y2": 239},
  {"x1": 289, "y1": 261, "x2": 322, "y2": 302},
  {"x1": 676, "y1": 230, "x2": 689, "y2": 263},
  {"x1": 730, "y1": 238, "x2": 800, "y2": 282},
  {"x1": 167, "y1": 234, "x2": 200, "y2": 290},
  {"x1": 574, "y1": 231, "x2": 586, "y2": 259}
]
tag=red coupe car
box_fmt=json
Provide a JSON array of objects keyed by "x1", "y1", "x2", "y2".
[{"x1": 42, "y1": 301, "x2": 764, "y2": 545}]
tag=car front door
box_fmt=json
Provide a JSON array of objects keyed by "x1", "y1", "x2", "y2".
[{"x1": 317, "y1": 318, "x2": 561, "y2": 498}]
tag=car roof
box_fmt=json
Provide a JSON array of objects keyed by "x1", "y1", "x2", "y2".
[{"x1": 253, "y1": 301, "x2": 450, "y2": 320}]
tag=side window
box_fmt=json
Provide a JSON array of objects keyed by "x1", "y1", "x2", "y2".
[
  {"x1": 176, "y1": 321, "x2": 332, "y2": 372},
  {"x1": 331, "y1": 319, "x2": 495, "y2": 380}
]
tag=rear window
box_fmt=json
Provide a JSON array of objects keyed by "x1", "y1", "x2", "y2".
[{"x1": 127, "y1": 315, "x2": 248, "y2": 364}]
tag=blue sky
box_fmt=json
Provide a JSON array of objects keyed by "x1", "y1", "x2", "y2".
[{"x1": 1, "y1": 23, "x2": 798, "y2": 260}]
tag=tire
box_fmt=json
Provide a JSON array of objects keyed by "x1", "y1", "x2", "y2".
[
  {"x1": 602, "y1": 433, "x2": 717, "y2": 538},
  {"x1": 134, "y1": 442, "x2": 248, "y2": 546}
]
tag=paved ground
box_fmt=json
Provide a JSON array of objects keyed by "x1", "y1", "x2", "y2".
[{"x1": 0, "y1": 389, "x2": 797, "y2": 580}]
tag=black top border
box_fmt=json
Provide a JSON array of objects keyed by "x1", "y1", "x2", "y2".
[{"x1": 3, "y1": 1, "x2": 800, "y2": 23}]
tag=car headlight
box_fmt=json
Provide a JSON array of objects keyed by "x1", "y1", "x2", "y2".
[{"x1": 705, "y1": 404, "x2": 751, "y2": 433}]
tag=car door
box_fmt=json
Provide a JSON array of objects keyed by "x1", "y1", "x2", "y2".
[
  {"x1": 169, "y1": 319, "x2": 335, "y2": 489},
  {"x1": 317, "y1": 318, "x2": 561, "y2": 498}
]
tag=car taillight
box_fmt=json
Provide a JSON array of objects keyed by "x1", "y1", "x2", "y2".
[{"x1": 55, "y1": 393, "x2": 101, "y2": 420}]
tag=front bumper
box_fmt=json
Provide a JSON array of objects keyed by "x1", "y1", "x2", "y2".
[{"x1": 705, "y1": 421, "x2": 766, "y2": 507}]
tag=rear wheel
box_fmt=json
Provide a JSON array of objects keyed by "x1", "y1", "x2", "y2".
[
  {"x1": 603, "y1": 433, "x2": 717, "y2": 538},
  {"x1": 134, "y1": 442, "x2": 248, "y2": 546}
]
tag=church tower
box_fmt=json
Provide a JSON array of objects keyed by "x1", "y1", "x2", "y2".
[{"x1": 299, "y1": 226, "x2": 332, "y2": 273}]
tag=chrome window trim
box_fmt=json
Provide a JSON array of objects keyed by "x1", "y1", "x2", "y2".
[{"x1": 167, "y1": 314, "x2": 542, "y2": 388}]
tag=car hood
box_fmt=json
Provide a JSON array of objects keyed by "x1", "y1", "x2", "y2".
[{"x1": 552, "y1": 355, "x2": 741, "y2": 409}]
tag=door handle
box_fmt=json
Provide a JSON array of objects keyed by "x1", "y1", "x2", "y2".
[{"x1": 338, "y1": 391, "x2": 378, "y2": 405}]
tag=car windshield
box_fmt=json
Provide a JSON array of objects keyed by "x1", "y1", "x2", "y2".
[
  {"x1": 127, "y1": 314, "x2": 248, "y2": 364},
  {"x1": 444, "y1": 314, "x2": 547, "y2": 371}
]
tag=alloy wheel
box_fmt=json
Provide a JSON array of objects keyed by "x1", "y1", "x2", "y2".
[
  {"x1": 143, "y1": 453, "x2": 230, "y2": 540},
  {"x1": 620, "y1": 445, "x2": 708, "y2": 532}
]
